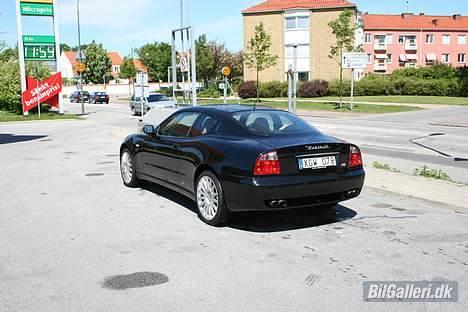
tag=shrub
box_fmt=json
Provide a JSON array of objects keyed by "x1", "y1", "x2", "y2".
[
  {"x1": 329, "y1": 79, "x2": 351, "y2": 97},
  {"x1": 298, "y1": 80, "x2": 329, "y2": 97},
  {"x1": 0, "y1": 60, "x2": 22, "y2": 113},
  {"x1": 259, "y1": 81, "x2": 287, "y2": 98},
  {"x1": 198, "y1": 86, "x2": 221, "y2": 98},
  {"x1": 238, "y1": 81, "x2": 257, "y2": 99}
]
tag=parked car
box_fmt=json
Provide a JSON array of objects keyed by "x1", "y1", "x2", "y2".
[
  {"x1": 137, "y1": 107, "x2": 180, "y2": 130},
  {"x1": 89, "y1": 92, "x2": 109, "y2": 104},
  {"x1": 129, "y1": 94, "x2": 176, "y2": 115},
  {"x1": 70, "y1": 91, "x2": 90, "y2": 103},
  {"x1": 120, "y1": 105, "x2": 365, "y2": 226}
]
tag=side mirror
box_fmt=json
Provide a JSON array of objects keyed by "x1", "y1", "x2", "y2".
[{"x1": 143, "y1": 125, "x2": 155, "y2": 135}]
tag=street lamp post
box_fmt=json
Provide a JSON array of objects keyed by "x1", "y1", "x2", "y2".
[{"x1": 76, "y1": 0, "x2": 85, "y2": 114}]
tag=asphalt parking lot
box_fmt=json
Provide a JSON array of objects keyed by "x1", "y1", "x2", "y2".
[{"x1": 0, "y1": 102, "x2": 467, "y2": 311}]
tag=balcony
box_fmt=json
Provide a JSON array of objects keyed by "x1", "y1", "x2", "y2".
[
  {"x1": 374, "y1": 41, "x2": 387, "y2": 51},
  {"x1": 405, "y1": 40, "x2": 418, "y2": 50},
  {"x1": 373, "y1": 63, "x2": 388, "y2": 72}
]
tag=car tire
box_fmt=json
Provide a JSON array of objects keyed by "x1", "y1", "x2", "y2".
[
  {"x1": 195, "y1": 171, "x2": 230, "y2": 226},
  {"x1": 120, "y1": 148, "x2": 139, "y2": 187}
]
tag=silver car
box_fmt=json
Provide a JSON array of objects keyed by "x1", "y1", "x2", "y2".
[{"x1": 129, "y1": 93, "x2": 176, "y2": 115}]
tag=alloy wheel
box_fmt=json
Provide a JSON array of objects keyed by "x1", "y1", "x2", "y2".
[{"x1": 197, "y1": 176, "x2": 219, "y2": 221}]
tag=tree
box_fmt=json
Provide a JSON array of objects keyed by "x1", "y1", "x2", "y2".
[
  {"x1": 137, "y1": 42, "x2": 171, "y2": 82},
  {"x1": 60, "y1": 43, "x2": 72, "y2": 53},
  {"x1": 83, "y1": 41, "x2": 112, "y2": 84},
  {"x1": 0, "y1": 59, "x2": 21, "y2": 113},
  {"x1": 0, "y1": 41, "x2": 18, "y2": 63},
  {"x1": 208, "y1": 40, "x2": 244, "y2": 80},
  {"x1": 244, "y1": 23, "x2": 278, "y2": 103},
  {"x1": 120, "y1": 58, "x2": 137, "y2": 81},
  {"x1": 196, "y1": 34, "x2": 216, "y2": 87},
  {"x1": 328, "y1": 9, "x2": 358, "y2": 108}
]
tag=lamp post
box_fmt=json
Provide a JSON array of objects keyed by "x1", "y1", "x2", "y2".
[{"x1": 76, "y1": 0, "x2": 85, "y2": 114}]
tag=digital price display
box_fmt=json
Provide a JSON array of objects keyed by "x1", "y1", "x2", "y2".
[{"x1": 24, "y1": 45, "x2": 56, "y2": 61}]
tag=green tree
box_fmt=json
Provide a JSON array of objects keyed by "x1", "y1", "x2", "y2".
[
  {"x1": 83, "y1": 41, "x2": 112, "y2": 84},
  {"x1": 328, "y1": 9, "x2": 358, "y2": 107},
  {"x1": 0, "y1": 60, "x2": 21, "y2": 113},
  {"x1": 0, "y1": 42, "x2": 18, "y2": 63},
  {"x1": 60, "y1": 43, "x2": 72, "y2": 53},
  {"x1": 244, "y1": 22, "x2": 278, "y2": 103},
  {"x1": 26, "y1": 61, "x2": 51, "y2": 80},
  {"x1": 196, "y1": 34, "x2": 216, "y2": 87},
  {"x1": 137, "y1": 42, "x2": 171, "y2": 82},
  {"x1": 208, "y1": 40, "x2": 244, "y2": 80},
  {"x1": 120, "y1": 58, "x2": 137, "y2": 81}
]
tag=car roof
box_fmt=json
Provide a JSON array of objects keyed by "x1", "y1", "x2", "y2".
[{"x1": 180, "y1": 104, "x2": 282, "y2": 116}]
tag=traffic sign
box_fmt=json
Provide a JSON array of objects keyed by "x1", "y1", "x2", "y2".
[
  {"x1": 342, "y1": 52, "x2": 367, "y2": 69},
  {"x1": 20, "y1": 2, "x2": 53, "y2": 16},
  {"x1": 179, "y1": 57, "x2": 189, "y2": 73},
  {"x1": 76, "y1": 63, "x2": 86, "y2": 73},
  {"x1": 222, "y1": 66, "x2": 231, "y2": 77}
]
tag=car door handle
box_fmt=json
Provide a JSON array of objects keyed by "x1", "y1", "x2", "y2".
[{"x1": 173, "y1": 143, "x2": 181, "y2": 150}]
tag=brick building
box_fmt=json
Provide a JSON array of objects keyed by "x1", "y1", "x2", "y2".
[
  {"x1": 242, "y1": 0, "x2": 358, "y2": 82},
  {"x1": 363, "y1": 13, "x2": 468, "y2": 74}
]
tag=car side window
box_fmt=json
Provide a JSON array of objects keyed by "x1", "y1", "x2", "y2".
[
  {"x1": 158, "y1": 112, "x2": 199, "y2": 137},
  {"x1": 190, "y1": 114, "x2": 218, "y2": 137}
]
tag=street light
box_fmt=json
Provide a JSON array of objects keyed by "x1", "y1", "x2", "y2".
[{"x1": 76, "y1": 0, "x2": 85, "y2": 114}]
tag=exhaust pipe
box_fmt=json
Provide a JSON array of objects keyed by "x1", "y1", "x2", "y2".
[
  {"x1": 271, "y1": 201, "x2": 279, "y2": 208},
  {"x1": 278, "y1": 200, "x2": 288, "y2": 208}
]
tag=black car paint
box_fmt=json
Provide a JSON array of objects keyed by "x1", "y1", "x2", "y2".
[{"x1": 121, "y1": 106, "x2": 365, "y2": 211}]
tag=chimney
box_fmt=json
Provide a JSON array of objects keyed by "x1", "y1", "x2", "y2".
[
  {"x1": 432, "y1": 19, "x2": 438, "y2": 26},
  {"x1": 419, "y1": 13, "x2": 425, "y2": 16},
  {"x1": 453, "y1": 14, "x2": 461, "y2": 20},
  {"x1": 401, "y1": 13, "x2": 414, "y2": 19}
]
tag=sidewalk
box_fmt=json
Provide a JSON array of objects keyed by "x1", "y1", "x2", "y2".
[{"x1": 364, "y1": 166, "x2": 468, "y2": 211}]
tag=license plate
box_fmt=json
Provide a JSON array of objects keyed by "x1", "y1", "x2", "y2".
[{"x1": 298, "y1": 156, "x2": 337, "y2": 170}]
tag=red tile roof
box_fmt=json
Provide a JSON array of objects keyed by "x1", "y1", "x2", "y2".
[
  {"x1": 363, "y1": 14, "x2": 468, "y2": 31},
  {"x1": 107, "y1": 52, "x2": 123, "y2": 66},
  {"x1": 133, "y1": 59, "x2": 148, "y2": 73},
  {"x1": 64, "y1": 51, "x2": 78, "y2": 67},
  {"x1": 243, "y1": 0, "x2": 355, "y2": 14}
]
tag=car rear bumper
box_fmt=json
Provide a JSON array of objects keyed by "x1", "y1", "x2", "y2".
[{"x1": 222, "y1": 169, "x2": 365, "y2": 212}]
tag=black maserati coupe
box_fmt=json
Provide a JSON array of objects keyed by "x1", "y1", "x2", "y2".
[{"x1": 120, "y1": 105, "x2": 365, "y2": 226}]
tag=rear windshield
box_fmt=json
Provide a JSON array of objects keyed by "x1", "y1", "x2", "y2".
[
  {"x1": 148, "y1": 95, "x2": 169, "y2": 102},
  {"x1": 94, "y1": 92, "x2": 107, "y2": 96},
  {"x1": 231, "y1": 110, "x2": 316, "y2": 135}
]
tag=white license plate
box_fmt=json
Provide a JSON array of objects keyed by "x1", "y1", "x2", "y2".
[{"x1": 298, "y1": 156, "x2": 337, "y2": 170}]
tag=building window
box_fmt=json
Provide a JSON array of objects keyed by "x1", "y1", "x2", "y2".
[
  {"x1": 399, "y1": 35, "x2": 416, "y2": 44},
  {"x1": 442, "y1": 35, "x2": 451, "y2": 45},
  {"x1": 458, "y1": 35, "x2": 466, "y2": 45},
  {"x1": 387, "y1": 54, "x2": 392, "y2": 64},
  {"x1": 386, "y1": 34, "x2": 393, "y2": 44},
  {"x1": 458, "y1": 53, "x2": 466, "y2": 63},
  {"x1": 426, "y1": 34, "x2": 435, "y2": 44},
  {"x1": 442, "y1": 53, "x2": 450, "y2": 63},
  {"x1": 298, "y1": 72, "x2": 309, "y2": 82},
  {"x1": 113, "y1": 65, "x2": 120, "y2": 73},
  {"x1": 365, "y1": 34, "x2": 372, "y2": 44},
  {"x1": 285, "y1": 45, "x2": 309, "y2": 58},
  {"x1": 375, "y1": 35, "x2": 386, "y2": 44},
  {"x1": 367, "y1": 53, "x2": 372, "y2": 64},
  {"x1": 285, "y1": 16, "x2": 309, "y2": 30}
]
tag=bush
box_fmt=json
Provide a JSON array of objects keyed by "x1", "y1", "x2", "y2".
[
  {"x1": 259, "y1": 81, "x2": 288, "y2": 98},
  {"x1": 0, "y1": 60, "x2": 22, "y2": 113},
  {"x1": 238, "y1": 81, "x2": 257, "y2": 99},
  {"x1": 198, "y1": 86, "x2": 221, "y2": 98},
  {"x1": 329, "y1": 80, "x2": 351, "y2": 97},
  {"x1": 298, "y1": 80, "x2": 329, "y2": 97}
]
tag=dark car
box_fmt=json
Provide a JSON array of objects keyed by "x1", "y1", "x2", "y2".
[
  {"x1": 70, "y1": 91, "x2": 90, "y2": 103},
  {"x1": 119, "y1": 105, "x2": 365, "y2": 226},
  {"x1": 89, "y1": 92, "x2": 109, "y2": 104}
]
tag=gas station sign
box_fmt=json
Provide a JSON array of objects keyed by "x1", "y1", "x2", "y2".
[
  {"x1": 23, "y1": 35, "x2": 56, "y2": 61},
  {"x1": 20, "y1": 2, "x2": 54, "y2": 16}
]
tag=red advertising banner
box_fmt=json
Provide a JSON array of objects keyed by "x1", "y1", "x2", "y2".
[{"x1": 22, "y1": 72, "x2": 62, "y2": 113}]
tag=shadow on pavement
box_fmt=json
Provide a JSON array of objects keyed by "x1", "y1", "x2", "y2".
[
  {"x1": 0, "y1": 134, "x2": 48, "y2": 145},
  {"x1": 140, "y1": 182, "x2": 357, "y2": 232}
]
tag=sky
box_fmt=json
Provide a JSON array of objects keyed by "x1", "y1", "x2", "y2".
[{"x1": 1, "y1": 0, "x2": 468, "y2": 57}]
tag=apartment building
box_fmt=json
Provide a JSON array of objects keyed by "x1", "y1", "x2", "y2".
[
  {"x1": 363, "y1": 13, "x2": 468, "y2": 74},
  {"x1": 242, "y1": 0, "x2": 357, "y2": 82}
]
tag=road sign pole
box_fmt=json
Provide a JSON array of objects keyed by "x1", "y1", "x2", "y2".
[
  {"x1": 190, "y1": 27, "x2": 197, "y2": 106},
  {"x1": 223, "y1": 76, "x2": 227, "y2": 104},
  {"x1": 288, "y1": 69, "x2": 292, "y2": 112},
  {"x1": 15, "y1": 0, "x2": 28, "y2": 116},
  {"x1": 171, "y1": 32, "x2": 177, "y2": 104},
  {"x1": 350, "y1": 68, "x2": 355, "y2": 112},
  {"x1": 293, "y1": 45, "x2": 298, "y2": 114},
  {"x1": 140, "y1": 79, "x2": 144, "y2": 116}
]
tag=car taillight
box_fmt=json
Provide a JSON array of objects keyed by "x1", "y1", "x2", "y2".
[
  {"x1": 254, "y1": 151, "x2": 281, "y2": 176},
  {"x1": 349, "y1": 145, "x2": 363, "y2": 169}
]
